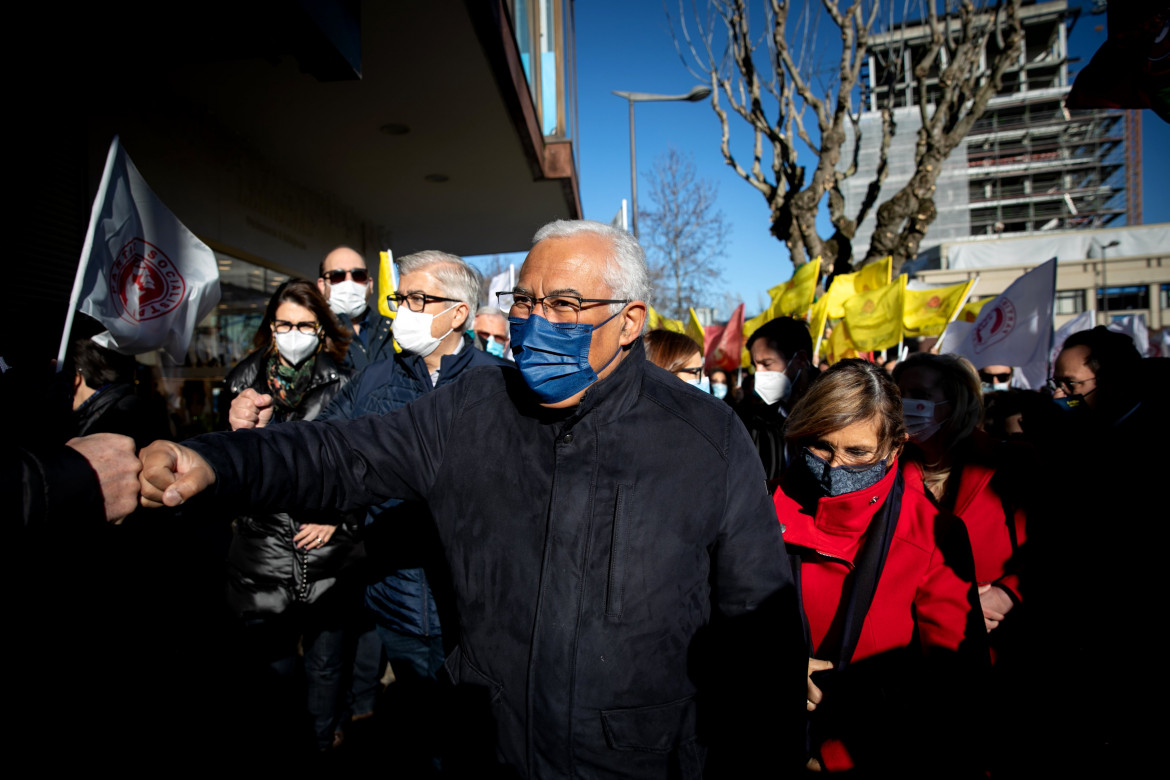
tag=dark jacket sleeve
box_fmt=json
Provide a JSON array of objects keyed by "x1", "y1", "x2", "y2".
[
  {"x1": 9, "y1": 444, "x2": 104, "y2": 532},
  {"x1": 702, "y1": 415, "x2": 807, "y2": 775},
  {"x1": 187, "y1": 376, "x2": 460, "y2": 517},
  {"x1": 316, "y1": 362, "x2": 368, "y2": 422}
]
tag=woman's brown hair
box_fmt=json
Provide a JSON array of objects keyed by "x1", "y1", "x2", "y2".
[
  {"x1": 785, "y1": 358, "x2": 906, "y2": 461},
  {"x1": 643, "y1": 329, "x2": 701, "y2": 374},
  {"x1": 892, "y1": 352, "x2": 983, "y2": 451},
  {"x1": 254, "y1": 279, "x2": 351, "y2": 362}
]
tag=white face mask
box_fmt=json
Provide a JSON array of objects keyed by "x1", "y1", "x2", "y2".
[
  {"x1": 903, "y1": 397, "x2": 947, "y2": 443},
  {"x1": 754, "y1": 368, "x2": 799, "y2": 406},
  {"x1": 392, "y1": 304, "x2": 457, "y2": 357},
  {"x1": 326, "y1": 280, "x2": 369, "y2": 319},
  {"x1": 273, "y1": 330, "x2": 320, "y2": 366}
]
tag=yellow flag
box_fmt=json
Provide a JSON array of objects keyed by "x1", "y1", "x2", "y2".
[
  {"x1": 378, "y1": 251, "x2": 403, "y2": 354},
  {"x1": 776, "y1": 258, "x2": 821, "y2": 318},
  {"x1": 903, "y1": 280, "x2": 976, "y2": 338},
  {"x1": 825, "y1": 320, "x2": 859, "y2": 364},
  {"x1": 842, "y1": 275, "x2": 905, "y2": 352},
  {"x1": 854, "y1": 256, "x2": 891, "y2": 292},
  {"x1": 686, "y1": 308, "x2": 705, "y2": 354},
  {"x1": 648, "y1": 305, "x2": 685, "y2": 334},
  {"x1": 956, "y1": 296, "x2": 993, "y2": 323},
  {"x1": 823, "y1": 256, "x2": 891, "y2": 319},
  {"x1": 377, "y1": 251, "x2": 397, "y2": 319}
]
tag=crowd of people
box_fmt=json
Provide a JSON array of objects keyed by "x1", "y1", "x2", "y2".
[{"x1": 9, "y1": 218, "x2": 1168, "y2": 776}]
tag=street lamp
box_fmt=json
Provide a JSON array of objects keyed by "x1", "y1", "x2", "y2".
[
  {"x1": 611, "y1": 85, "x2": 711, "y2": 238},
  {"x1": 1093, "y1": 238, "x2": 1121, "y2": 322}
]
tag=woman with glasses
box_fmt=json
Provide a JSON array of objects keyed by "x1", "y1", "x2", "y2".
[
  {"x1": 219, "y1": 279, "x2": 360, "y2": 754},
  {"x1": 643, "y1": 328, "x2": 707, "y2": 389},
  {"x1": 773, "y1": 359, "x2": 984, "y2": 773}
]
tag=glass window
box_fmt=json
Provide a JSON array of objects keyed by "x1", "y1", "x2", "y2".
[
  {"x1": 1055, "y1": 289, "x2": 1085, "y2": 315},
  {"x1": 1096, "y1": 285, "x2": 1148, "y2": 312}
]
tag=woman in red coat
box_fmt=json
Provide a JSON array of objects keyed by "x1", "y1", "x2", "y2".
[
  {"x1": 892, "y1": 353, "x2": 1028, "y2": 640},
  {"x1": 774, "y1": 359, "x2": 985, "y2": 773}
]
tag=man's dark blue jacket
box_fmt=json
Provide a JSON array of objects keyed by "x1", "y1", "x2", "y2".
[
  {"x1": 188, "y1": 339, "x2": 804, "y2": 778},
  {"x1": 318, "y1": 335, "x2": 506, "y2": 638}
]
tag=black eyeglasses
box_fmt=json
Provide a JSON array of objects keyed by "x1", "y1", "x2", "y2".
[
  {"x1": 387, "y1": 292, "x2": 462, "y2": 313},
  {"x1": 980, "y1": 371, "x2": 1011, "y2": 383},
  {"x1": 497, "y1": 291, "x2": 629, "y2": 327},
  {"x1": 676, "y1": 367, "x2": 703, "y2": 377},
  {"x1": 271, "y1": 320, "x2": 320, "y2": 335},
  {"x1": 322, "y1": 268, "x2": 370, "y2": 285},
  {"x1": 1047, "y1": 377, "x2": 1094, "y2": 393}
]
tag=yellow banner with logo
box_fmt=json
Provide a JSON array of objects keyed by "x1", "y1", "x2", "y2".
[
  {"x1": 903, "y1": 279, "x2": 976, "y2": 338},
  {"x1": 842, "y1": 275, "x2": 905, "y2": 352}
]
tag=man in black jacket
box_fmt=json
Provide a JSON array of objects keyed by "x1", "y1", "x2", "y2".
[{"x1": 141, "y1": 220, "x2": 805, "y2": 778}]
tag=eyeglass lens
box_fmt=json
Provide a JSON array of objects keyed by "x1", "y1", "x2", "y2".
[{"x1": 325, "y1": 268, "x2": 369, "y2": 284}]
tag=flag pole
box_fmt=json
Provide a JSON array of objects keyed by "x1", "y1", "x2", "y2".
[
  {"x1": 933, "y1": 276, "x2": 979, "y2": 354},
  {"x1": 57, "y1": 136, "x2": 122, "y2": 369}
]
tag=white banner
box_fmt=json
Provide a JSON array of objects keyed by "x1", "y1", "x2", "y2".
[
  {"x1": 62, "y1": 137, "x2": 220, "y2": 363},
  {"x1": 942, "y1": 258, "x2": 1057, "y2": 378}
]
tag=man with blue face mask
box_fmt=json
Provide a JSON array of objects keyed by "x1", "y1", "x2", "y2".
[
  {"x1": 141, "y1": 220, "x2": 806, "y2": 778},
  {"x1": 473, "y1": 307, "x2": 511, "y2": 360}
]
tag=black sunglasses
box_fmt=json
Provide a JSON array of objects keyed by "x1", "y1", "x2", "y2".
[{"x1": 322, "y1": 268, "x2": 370, "y2": 285}]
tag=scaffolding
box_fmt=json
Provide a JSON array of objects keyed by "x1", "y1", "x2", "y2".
[{"x1": 841, "y1": 0, "x2": 1133, "y2": 264}]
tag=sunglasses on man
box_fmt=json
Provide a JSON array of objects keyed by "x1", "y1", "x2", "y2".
[{"x1": 321, "y1": 268, "x2": 370, "y2": 285}]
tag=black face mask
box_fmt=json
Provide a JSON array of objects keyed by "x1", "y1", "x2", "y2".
[{"x1": 796, "y1": 448, "x2": 888, "y2": 499}]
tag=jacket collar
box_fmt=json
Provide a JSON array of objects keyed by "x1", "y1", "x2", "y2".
[
  {"x1": 560, "y1": 338, "x2": 647, "y2": 429},
  {"x1": 778, "y1": 461, "x2": 899, "y2": 565}
]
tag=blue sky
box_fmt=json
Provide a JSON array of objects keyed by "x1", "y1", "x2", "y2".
[{"x1": 484, "y1": 1, "x2": 1168, "y2": 319}]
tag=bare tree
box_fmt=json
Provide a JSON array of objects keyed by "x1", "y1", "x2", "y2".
[
  {"x1": 640, "y1": 147, "x2": 730, "y2": 319},
  {"x1": 863, "y1": 1, "x2": 1023, "y2": 270},
  {"x1": 672, "y1": 0, "x2": 1023, "y2": 276}
]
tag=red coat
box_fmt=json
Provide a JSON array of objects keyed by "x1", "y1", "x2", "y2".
[
  {"x1": 904, "y1": 432, "x2": 1027, "y2": 603},
  {"x1": 774, "y1": 462, "x2": 980, "y2": 771}
]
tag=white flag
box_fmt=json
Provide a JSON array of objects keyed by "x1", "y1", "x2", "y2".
[
  {"x1": 943, "y1": 258, "x2": 1057, "y2": 377},
  {"x1": 1047, "y1": 310, "x2": 1097, "y2": 370},
  {"x1": 1107, "y1": 314, "x2": 1149, "y2": 357},
  {"x1": 62, "y1": 137, "x2": 219, "y2": 363}
]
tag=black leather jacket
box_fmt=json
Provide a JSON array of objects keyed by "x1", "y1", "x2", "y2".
[{"x1": 220, "y1": 349, "x2": 358, "y2": 617}]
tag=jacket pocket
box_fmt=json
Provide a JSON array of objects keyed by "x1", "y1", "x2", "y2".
[
  {"x1": 606, "y1": 484, "x2": 632, "y2": 617},
  {"x1": 443, "y1": 644, "x2": 503, "y2": 705},
  {"x1": 600, "y1": 695, "x2": 698, "y2": 754}
]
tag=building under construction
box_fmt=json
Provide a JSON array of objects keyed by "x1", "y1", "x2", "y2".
[{"x1": 842, "y1": 0, "x2": 1140, "y2": 264}]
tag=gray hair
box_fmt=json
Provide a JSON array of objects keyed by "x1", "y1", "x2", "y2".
[
  {"x1": 475, "y1": 306, "x2": 508, "y2": 323},
  {"x1": 395, "y1": 250, "x2": 481, "y2": 331},
  {"x1": 532, "y1": 220, "x2": 651, "y2": 312}
]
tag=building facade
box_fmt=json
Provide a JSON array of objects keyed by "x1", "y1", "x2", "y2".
[{"x1": 841, "y1": 1, "x2": 1137, "y2": 265}]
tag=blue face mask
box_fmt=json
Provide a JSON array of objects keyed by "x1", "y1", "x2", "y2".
[
  {"x1": 798, "y1": 448, "x2": 888, "y2": 498},
  {"x1": 484, "y1": 338, "x2": 507, "y2": 359},
  {"x1": 711, "y1": 382, "x2": 729, "y2": 400},
  {"x1": 509, "y1": 310, "x2": 624, "y2": 404},
  {"x1": 686, "y1": 376, "x2": 711, "y2": 394}
]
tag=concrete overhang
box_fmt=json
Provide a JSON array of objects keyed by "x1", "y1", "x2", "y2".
[{"x1": 49, "y1": 0, "x2": 581, "y2": 265}]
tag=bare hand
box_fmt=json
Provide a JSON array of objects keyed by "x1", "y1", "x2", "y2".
[
  {"x1": 807, "y1": 657, "x2": 833, "y2": 711},
  {"x1": 294, "y1": 522, "x2": 337, "y2": 550},
  {"x1": 139, "y1": 440, "x2": 216, "y2": 508},
  {"x1": 229, "y1": 389, "x2": 275, "y2": 431},
  {"x1": 65, "y1": 433, "x2": 142, "y2": 524},
  {"x1": 978, "y1": 583, "x2": 1016, "y2": 632}
]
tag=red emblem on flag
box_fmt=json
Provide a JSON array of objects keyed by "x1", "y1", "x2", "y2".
[
  {"x1": 110, "y1": 238, "x2": 187, "y2": 323},
  {"x1": 972, "y1": 298, "x2": 1017, "y2": 354}
]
